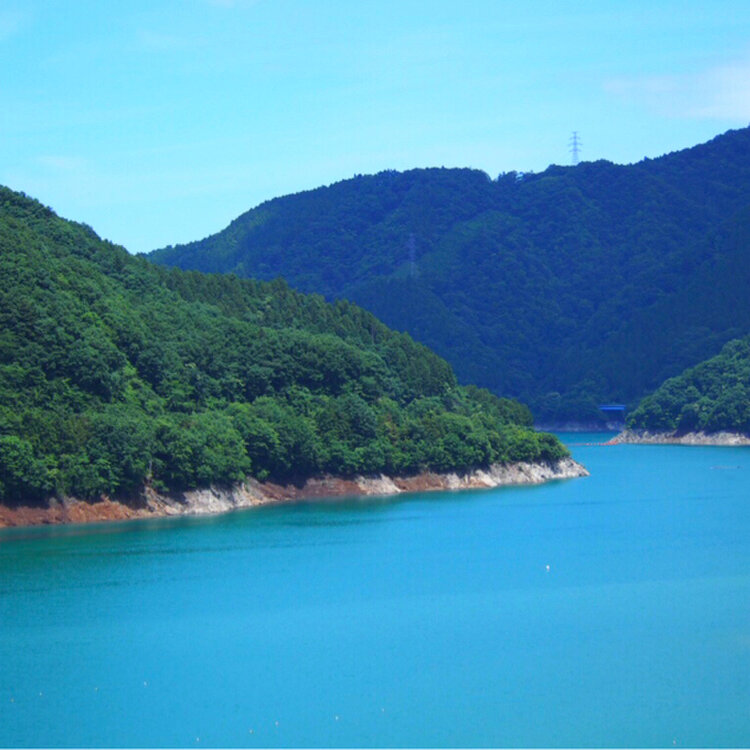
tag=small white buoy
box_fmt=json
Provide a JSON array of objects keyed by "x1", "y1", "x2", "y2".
[
  {"x1": 335, "y1": 715, "x2": 340, "y2": 721},
  {"x1": 545, "y1": 564, "x2": 551, "y2": 572}
]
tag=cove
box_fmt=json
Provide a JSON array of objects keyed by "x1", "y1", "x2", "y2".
[{"x1": 1, "y1": 435, "x2": 748, "y2": 747}]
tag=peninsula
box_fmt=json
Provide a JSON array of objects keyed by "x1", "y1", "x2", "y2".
[
  {"x1": 0, "y1": 186, "x2": 585, "y2": 528},
  {"x1": 612, "y1": 337, "x2": 750, "y2": 446}
]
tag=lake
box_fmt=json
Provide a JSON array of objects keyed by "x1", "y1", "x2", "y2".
[{"x1": 1, "y1": 435, "x2": 749, "y2": 747}]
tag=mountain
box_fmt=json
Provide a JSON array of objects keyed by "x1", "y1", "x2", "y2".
[
  {"x1": 0, "y1": 186, "x2": 568, "y2": 507},
  {"x1": 625, "y1": 336, "x2": 750, "y2": 435},
  {"x1": 149, "y1": 127, "x2": 750, "y2": 422}
]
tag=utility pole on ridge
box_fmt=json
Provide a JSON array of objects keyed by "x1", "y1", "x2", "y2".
[{"x1": 569, "y1": 131, "x2": 582, "y2": 165}]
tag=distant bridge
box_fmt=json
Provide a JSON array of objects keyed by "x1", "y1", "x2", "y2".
[{"x1": 598, "y1": 403, "x2": 626, "y2": 414}]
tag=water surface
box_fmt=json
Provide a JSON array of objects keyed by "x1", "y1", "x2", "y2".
[{"x1": 1, "y1": 436, "x2": 749, "y2": 747}]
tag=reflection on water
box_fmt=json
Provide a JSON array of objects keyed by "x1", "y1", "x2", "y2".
[{"x1": 1, "y1": 436, "x2": 749, "y2": 747}]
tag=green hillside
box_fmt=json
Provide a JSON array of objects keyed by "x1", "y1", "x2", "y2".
[
  {"x1": 626, "y1": 337, "x2": 750, "y2": 434},
  {"x1": 0, "y1": 186, "x2": 567, "y2": 507},
  {"x1": 150, "y1": 127, "x2": 750, "y2": 422}
]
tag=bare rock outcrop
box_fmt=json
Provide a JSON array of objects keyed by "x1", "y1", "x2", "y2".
[
  {"x1": 0, "y1": 457, "x2": 588, "y2": 529},
  {"x1": 610, "y1": 429, "x2": 750, "y2": 446}
]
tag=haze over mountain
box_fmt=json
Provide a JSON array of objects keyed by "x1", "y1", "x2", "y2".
[{"x1": 150, "y1": 127, "x2": 750, "y2": 422}]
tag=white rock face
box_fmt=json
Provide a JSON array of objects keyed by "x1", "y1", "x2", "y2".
[
  {"x1": 355, "y1": 475, "x2": 401, "y2": 495},
  {"x1": 143, "y1": 457, "x2": 589, "y2": 518},
  {"x1": 144, "y1": 483, "x2": 266, "y2": 516},
  {"x1": 612, "y1": 429, "x2": 750, "y2": 446},
  {"x1": 499, "y1": 457, "x2": 587, "y2": 484}
]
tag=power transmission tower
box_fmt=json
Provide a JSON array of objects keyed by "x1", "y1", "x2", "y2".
[{"x1": 569, "y1": 131, "x2": 582, "y2": 165}]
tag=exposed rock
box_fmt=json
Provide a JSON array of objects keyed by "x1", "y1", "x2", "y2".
[
  {"x1": 610, "y1": 429, "x2": 750, "y2": 446},
  {"x1": 0, "y1": 457, "x2": 588, "y2": 529}
]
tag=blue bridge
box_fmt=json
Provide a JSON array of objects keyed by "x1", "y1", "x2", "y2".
[{"x1": 598, "y1": 404, "x2": 626, "y2": 414}]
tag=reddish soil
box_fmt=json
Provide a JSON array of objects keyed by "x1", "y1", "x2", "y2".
[{"x1": 0, "y1": 498, "x2": 149, "y2": 529}]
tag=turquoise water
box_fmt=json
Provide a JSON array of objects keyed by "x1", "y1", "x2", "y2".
[{"x1": 1, "y1": 436, "x2": 749, "y2": 747}]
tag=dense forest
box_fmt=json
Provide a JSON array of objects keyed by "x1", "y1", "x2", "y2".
[
  {"x1": 150, "y1": 127, "x2": 750, "y2": 422},
  {"x1": 0, "y1": 186, "x2": 568, "y2": 507},
  {"x1": 626, "y1": 337, "x2": 750, "y2": 434}
]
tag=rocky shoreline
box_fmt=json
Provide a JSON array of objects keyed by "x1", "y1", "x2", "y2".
[
  {"x1": 0, "y1": 457, "x2": 588, "y2": 529},
  {"x1": 535, "y1": 421, "x2": 623, "y2": 433},
  {"x1": 610, "y1": 429, "x2": 750, "y2": 446}
]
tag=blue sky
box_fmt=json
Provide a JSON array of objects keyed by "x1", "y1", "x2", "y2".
[{"x1": 2, "y1": 0, "x2": 749, "y2": 253}]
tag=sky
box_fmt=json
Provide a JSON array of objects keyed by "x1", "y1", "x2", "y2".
[{"x1": 2, "y1": 0, "x2": 750, "y2": 254}]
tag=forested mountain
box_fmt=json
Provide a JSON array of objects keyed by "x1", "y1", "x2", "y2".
[
  {"x1": 150, "y1": 127, "x2": 750, "y2": 422},
  {"x1": 0, "y1": 186, "x2": 567, "y2": 507},
  {"x1": 626, "y1": 337, "x2": 750, "y2": 434}
]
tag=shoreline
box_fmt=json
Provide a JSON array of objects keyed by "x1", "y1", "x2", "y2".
[
  {"x1": 0, "y1": 457, "x2": 588, "y2": 530},
  {"x1": 609, "y1": 429, "x2": 750, "y2": 446},
  {"x1": 535, "y1": 422, "x2": 622, "y2": 433}
]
